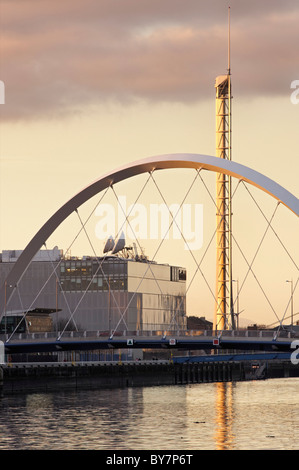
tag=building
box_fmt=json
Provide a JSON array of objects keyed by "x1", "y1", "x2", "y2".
[
  {"x1": 0, "y1": 308, "x2": 55, "y2": 334},
  {"x1": 0, "y1": 248, "x2": 187, "y2": 334},
  {"x1": 187, "y1": 316, "x2": 213, "y2": 331}
]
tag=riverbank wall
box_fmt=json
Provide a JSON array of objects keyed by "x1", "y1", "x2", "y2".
[{"x1": 1, "y1": 356, "x2": 299, "y2": 395}]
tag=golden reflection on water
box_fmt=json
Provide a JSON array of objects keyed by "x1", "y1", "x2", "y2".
[
  {"x1": 214, "y1": 382, "x2": 235, "y2": 450},
  {"x1": 2, "y1": 379, "x2": 299, "y2": 450}
]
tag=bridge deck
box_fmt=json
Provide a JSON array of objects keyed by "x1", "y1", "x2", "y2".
[{"x1": 1, "y1": 329, "x2": 298, "y2": 354}]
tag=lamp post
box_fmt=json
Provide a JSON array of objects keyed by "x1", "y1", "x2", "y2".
[
  {"x1": 286, "y1": 279, "x2": 294, "y2": 327},
  {"x1": 232, "y1": 279, "x2": 240, "y2": 330}
]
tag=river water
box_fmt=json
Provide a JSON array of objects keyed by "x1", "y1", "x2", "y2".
[{"x1": 0, "y1": 377, "x2": 298, "y2": 450}]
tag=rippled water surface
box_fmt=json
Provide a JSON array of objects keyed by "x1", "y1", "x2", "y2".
[{"x1": 1, "y1": 378, "x2": 299, "y2": 450}]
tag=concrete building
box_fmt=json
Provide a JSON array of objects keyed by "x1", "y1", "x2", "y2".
[{"x1": 0, "y1": 248, "x2": 187, "y2": 334}]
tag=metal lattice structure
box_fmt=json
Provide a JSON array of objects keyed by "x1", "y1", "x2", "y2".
[{"x1": 214, "y1": 73, "x2": 233, "y2": 331}]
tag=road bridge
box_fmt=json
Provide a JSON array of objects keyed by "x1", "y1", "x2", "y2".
[{"x1": 1, "y1": 329, "x2": 298, "y2": 355}]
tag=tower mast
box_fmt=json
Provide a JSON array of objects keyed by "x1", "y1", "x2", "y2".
[{"x1": 213, "y1": 7, "x2": 235, "y2": 332}]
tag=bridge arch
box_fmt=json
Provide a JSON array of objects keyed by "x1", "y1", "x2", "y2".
[{"x1": 1, "y1": 153, "x2": 298, "y2": 316}]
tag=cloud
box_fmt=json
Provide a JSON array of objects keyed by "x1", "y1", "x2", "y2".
[{"x1": 1, "y1": 0, "x2": 298, "y2": 120}]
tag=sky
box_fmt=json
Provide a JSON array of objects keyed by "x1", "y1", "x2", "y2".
[{"x1": 0, "y1": 0, "x2": 298, "y2": 326}]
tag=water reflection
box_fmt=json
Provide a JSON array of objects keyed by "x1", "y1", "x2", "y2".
[
  {"x1": 1, "y1": 379, "x2": 299, "y2": 449},
  {"x1": 214, "y1": 382, "x2": 235, "y2": 450}
]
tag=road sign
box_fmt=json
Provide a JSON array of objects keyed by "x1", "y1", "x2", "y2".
[
  {"x1": 169, "y1": 338, "x2": 176, "y2": 346},
  {"x1": 213, "y1": 338, "x2": 220, "y2": 346},
  {"x1": 127, "y1": 339, "x2": 134, "y2": 346}
]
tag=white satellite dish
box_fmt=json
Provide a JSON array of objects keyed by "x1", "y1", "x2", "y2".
[
  {"x1": 103, "y1": 235, "x2": 115, "y2": 253},
  {"x1": 111, "y1": 232, "x2": 125, "y2": 254}
]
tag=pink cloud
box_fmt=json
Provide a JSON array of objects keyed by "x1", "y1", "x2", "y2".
[{"x1": 1, "y1": 0, "x2": 298, "y2": 120}]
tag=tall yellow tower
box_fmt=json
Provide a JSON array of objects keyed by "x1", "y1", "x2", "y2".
[{"x1": 213, "y1": 8, "x2": 235, "y2": 332}]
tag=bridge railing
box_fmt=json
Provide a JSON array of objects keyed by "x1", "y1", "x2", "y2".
[
  {"x1": 219, "y1": 329, "x2": 276, "y2": 338},
  {"x1": 1, "y1": 328, "x2": 298, "y2": 342}
]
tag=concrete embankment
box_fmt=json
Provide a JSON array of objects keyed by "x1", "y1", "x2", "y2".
[{"x1": 1, "y1": 357, "x2": 299, "y2": 395}]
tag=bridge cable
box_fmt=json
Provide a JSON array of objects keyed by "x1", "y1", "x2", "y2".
[
  {"x1": 59, "y1": 207, "x2": 130, "y2": 337},
  {"x1": 68, "y1": 172, "x2": 154, "y2": 338},
  {"x1": 111, "y1": 170, "x2": 209, "y2": 331},
  {"x1": 238, "y1": 182, "x2": 298, "y2": 327},
  {"x1": 148, "y1": 170, "x2": 227, "y2": 331},
  {"x1": 4, "y1": 187, "x2": 112, "y2": 341},
  {"x1": 198, "y1": 174, "x2": 284, "y2": 329},
  {"x1": 110, "y1": 185, "x2": 166, "y2": 299},
  {"x1": 56, "y1": 185, "x2": 134, "y2": 338},
  {"x1": 59, "y1": 173, "x2": 155, "y2": 338},
  {"x1": 110, "y1": 169, "x2": 203, "y2": 335},
  {"x1": 275, "y1": 276, "x2": 299, "y2": 336},
  {"x1": 241, "y1": 181, "x2": 299, "y2": 271}
]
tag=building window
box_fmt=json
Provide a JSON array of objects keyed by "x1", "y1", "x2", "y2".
[
  {"x1": 171, "y1": 266, "x2": 186, "y2": 282},
  {"x1": 179, "y1": 269, "x2": 186, "y2": 281},
  {"x1": 60, "y1": 259, "x2": 127, "y2": 292}
]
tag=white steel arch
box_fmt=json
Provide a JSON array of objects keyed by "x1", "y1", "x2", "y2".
[{"x1": 1, "y1": 153, "x2": 298, "y2": 317}]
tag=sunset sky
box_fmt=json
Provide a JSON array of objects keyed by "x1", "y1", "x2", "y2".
[{"x1": 0, "y1": 0, "x2": 298, "y2": 325}]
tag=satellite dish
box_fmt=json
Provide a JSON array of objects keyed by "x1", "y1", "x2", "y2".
[
  {"x1": 111, "y1": 231, "x2": 125, "y2": 254},
  {"x1": 103, "y1": 235, "x2": 115, "y2": 253}
]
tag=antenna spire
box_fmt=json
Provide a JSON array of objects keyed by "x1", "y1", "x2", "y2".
[
  {"x1": 228, "y1": 6, "x2": 231, "y2": 75},
  {"x1": 213, "y1": 6, "x2": 234, "y2": 332}
]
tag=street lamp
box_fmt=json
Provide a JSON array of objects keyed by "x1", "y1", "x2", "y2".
[
  {"x1": 232, "y1": 279, "x2": 240, "y2": 330},
  {"x1": 286, "y1": 279, "x2": 294, "y2": 327}
]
